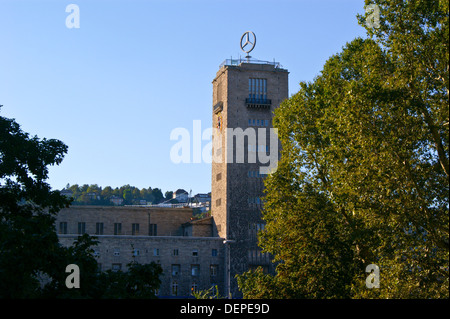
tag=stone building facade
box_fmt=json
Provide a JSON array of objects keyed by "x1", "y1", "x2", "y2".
[
  {"x1": 55, "y1": 58, "x2": 288, "y2": 299},
  {"x1": 211, "y1": 60, "x2": 289, "y2": 297},
  {"x1": 56, "y1": 206, "x2": 224, "y2": 298}
]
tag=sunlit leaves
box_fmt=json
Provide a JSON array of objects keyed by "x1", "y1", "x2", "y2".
[{"x1": 238, "y1": 0, "x2": 448, "y2": 299}]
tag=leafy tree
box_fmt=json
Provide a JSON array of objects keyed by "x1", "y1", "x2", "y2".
[
  {"x1": 87, "y1": 184, "x2": 101, "y2": 195},
  {"x1": 165, "y1": 191, "x2": 173, "y2": 201},
  {"x1": 1, "y1": 110, "x2": 166, "y2": 298},
  {"x1": 0, "y1": 106, "x2": 71, "y2": 297},
  {"x1": 151, "y1": 188, "x2": 164, "y2": 204},
  {"x1": 122, "y1": 188, "x2": 133, "y2": 205},
  {"x1": 237, "y1": 0, "x2": 448, "y2": 299},
  {"x1": 101, "y1": 186, "x2": 113, "y2": 200},
  {"x1": 40, "y1": 235, "x2": 163, "y2": 299},
  {"x1": 131, "y1": 187, "x2": 141, "y2": 201},
  {"x1": 68, "y1": 184, "x2": 81, "y2": 198},
  {"x1": 97, "y1": 260, "x2": 163, "y2": 299},
  {"x1": 193, "y1": 285, "x2": 224, "y2": 299},
  {"x1": 60, "y1": 183, "x2": 178, "y2": 206},
  {"x1": 40, "y1": 234, "x2": 102, "y2": 298},
  {"x1": 236, "y1": 268, "x2": 279, "y2": 299}
]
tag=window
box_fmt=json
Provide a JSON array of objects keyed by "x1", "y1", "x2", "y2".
[
  {"x1": 77, "y1": 222, "x2": 85, "y2": 235},
  {"x1": 149, "y1": 224, "x2": 157, "y2": 236},
  {"x1": 173, "y1": 249, "x2": 179, "y2": 256},
  {"x1": 153, "y1": 248, "x2": 160, "y2": 256},
  {"x1": 216, "y1": 173, "x2": 222, "y2": 181},
  {"x1": 248, "y1": 144, "x2": 264, "y2": 152},
  {"x1": 248, "y1": 118, "x2": 270, "y2": 127},
  {"x1": 113, "y1": 248, "x2": 120, "y2": 256},
  {"x1": 248, "y1": 196, "x2": 263, "y2": 207},
  {"x1": 172, "y1": 264, "x2": 180, "y2": 276},
  {"x1": 248, "y1": 249, "x2": 270, "y2": 264},
  {"x1": 112, "y1": 263, "x2": 121, "y2": 272},
  {"x1": 59, "y1": 222, "x2": 67, "y2": 234},
  {"x1": 171, "y1": 281, "x2": 178, "y2": 296},
  {"x1": 216, "y1": 198, "x2": 221, "y2": 207},
  {"x1": 249, "y1": 78, "x2": 267, "y2": 102},
  {"x1": 250, "y1": 144, "x2": 267, "y2": 153},
  {"x1": 191, "y1": 265, "x2": 200, "y2": 276},
  {"x1": 192, "y1": 249, "x2": 198, "y2": 257},
  {"x1": 95, "y1": 222, "x2": 104, "y2": 235},
  {"x1": 191, "y1": 282, "x2": 198, "y2": 295},
  {"x1": 248, "y1": 170, "x2": 267, "y2": 178},
  {"x1": 114, "y1": 223, "x2": 122, "y2": 235},
  {"x1": 210, "y1": 264, "x2": 218, "y2": 277},
  {"x1": 249, "y1": 223, "x2": 266, "y2": 238},
  {"x1": 132, "y1": 249, "x2": 140, "y2": 257},
  {"x1": 215, "y1": 147, "x2": 222, "y2": 157},
  {"x1": 212, "y1": 249, "x2": 218, "y2": 257},
  {"x1": 132, "y1": 223, "x2": 139, "y2": 235}
]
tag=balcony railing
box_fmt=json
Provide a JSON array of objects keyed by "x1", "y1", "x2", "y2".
[
  {"x1": 213, "y1": 101, "x2": 223, "y2": 114},
  {"x1": 219, "y1": 57, "x2": 282, "y2": 69},
  {"x1": 245, "y1": 98, "x2": 272, "y2": 109}
]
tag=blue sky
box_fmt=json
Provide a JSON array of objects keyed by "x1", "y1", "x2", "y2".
[{"x1": 0, "y1": 0, "x2": 367, "y2": 195}]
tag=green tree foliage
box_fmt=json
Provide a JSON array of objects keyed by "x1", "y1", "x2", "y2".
[
  {"x1": 40, "y1": 234, "x2": 102, "y2": 298},
  {"x1": 0, "y1": 107, "x2": 72, "y2": 297},
  {"x1": 237, "y1": 0, "x2": 448, "y2": 298},
  {"x1": 40, "y1": 235, "x2": 163, "y2": 299},
  {"x1": 65, "y1": 183, "x2": 167, "y2": 206},
  {"x1": 122, "y1": 188, "x2": 133, "y2": 205},
  {"x1": 193, "y1": 285, "x2": 224, "y2": 299},
  {"x1": 1, "y1": 108, "x2": 163, "y2": 298},
  {"x1": 96, "y1": 260, "x2": 163, "y2": 299},
  {"x1": 165, "y1": 191, "x2": 174, "y2": 200}
]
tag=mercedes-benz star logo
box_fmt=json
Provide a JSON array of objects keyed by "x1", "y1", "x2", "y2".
[{"x1": 240, "y1": 31, "x2": 256, "y2": 54}]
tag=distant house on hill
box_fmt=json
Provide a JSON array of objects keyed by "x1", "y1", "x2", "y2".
[
  {"x1": 173, "y1": 189, "x2": 189, "y2": 203},
  {"x1": 194, "y1": 193, "x2": 211, "y2": 203},
  {"x1": 109, "y1": 195, "x2": 124, "y2": 206},
  {"x1": 60, "y1": 189, "x2": 73, "y2": 198}
]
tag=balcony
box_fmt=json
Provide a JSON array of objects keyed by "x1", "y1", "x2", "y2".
[
  {"x1": 245, "y1": 98, "x2": 271, "y2": 109},
  {"x1": 213, "y1": 101, "x2": 223, "y2": 114},
  {"x1": 219, "y1": 57, "x2": 282, "y2": 69}
]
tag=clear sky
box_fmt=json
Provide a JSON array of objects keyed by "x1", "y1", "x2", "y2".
[{"x1": 0, "y1": 0, "x2": 368, "y2": 195}]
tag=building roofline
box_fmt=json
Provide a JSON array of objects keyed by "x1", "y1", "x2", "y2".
[
  {"x1": 182, "y1": 216, "x2": 213, "y2": 226},
  {"x1": 58, "y1": 234, "x2": 224, "y2": 241},
  {"x1": 219, "y1": 57, "x2": 286, "y2": 69},
  {"x1": 62, "y1": 205, "x2": 193, "y2": 212}
]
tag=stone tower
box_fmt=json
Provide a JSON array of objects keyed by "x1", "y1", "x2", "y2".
[{"x1": 211, "y1": 57, "x2": 289, "y2": 297}]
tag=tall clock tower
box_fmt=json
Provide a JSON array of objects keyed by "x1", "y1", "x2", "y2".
[{"x1": 211, "y1": 33, "x2": 289, "y2": 297}]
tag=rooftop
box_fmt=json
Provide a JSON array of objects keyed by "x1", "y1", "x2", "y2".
[{"x1": 219, "y1": 57, "x2": 284, "y2": 69}]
